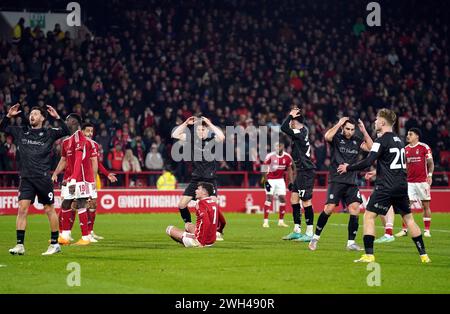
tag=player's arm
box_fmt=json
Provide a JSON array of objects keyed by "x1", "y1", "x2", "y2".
[
  {"x1": 46, "y1": 105, "x2": 70, "y2": 139},
  {"x1": 91, "y1": 157, "x2": 98, "y2": 179},
  {"x1": 202, "y1": 117, "x2": 225, "y2": 142},
  {"x1": 324, "y1": 117, "x2": 349, "y2": 142},
  {"x1": 1, "y1": 103, "x2": 22, "y2": 138},
  {"x1": 358, "y1": 119, "x2": 374, "y2": 152},
  {"x1": 98, "y1": 160, "x2": 117, "y2": 182},
  {"x1": 171, "y1": 116, "x2": 195, "y2": 141},
  {"x1": 426, "y1": 154, "x2": 434, "y2": 186},
  {"x1": 338, "y1": 141, "x2": 383, "y2": 174},
  {"x1": 280, "y1": 108, "x2": 303, "y2": 137},
  {"x1": 52, "y1": 157, "x2": 67, "y2": 182}
]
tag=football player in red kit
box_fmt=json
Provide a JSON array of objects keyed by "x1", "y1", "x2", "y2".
[
  {"x1": 52, "y1": 114, "x2": 97, "y2": 245},
  {"x1": 82, "y1": 123, "x2": 117, "y2": 241},
  {"x1": 59, "y1": 116, "x2": 98, "y2": 246},
  {"x1": 261, "y1": 142, "x2": 294, "y2": 228},
  {"x1": 166, "y1": 182, "x2": 218, "y2": 247}
]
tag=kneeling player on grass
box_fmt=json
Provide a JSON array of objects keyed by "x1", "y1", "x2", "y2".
[
  {"x1": 261, "y1": 142, "x2": 293, "y2": 228},
  {"x1": 337, "y1": 108, "x2": 431, "y2": 263},
  {"x1": 309, "y1": 117, "x2": 373, "y2": 251},
  {"x1": 166, "y1": 182, "x2": 218, "y2": 248}
]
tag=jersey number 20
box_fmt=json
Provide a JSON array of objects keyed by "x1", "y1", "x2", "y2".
[{"x1": 389, "y1": 148, "x2": 406, "y2": 169}]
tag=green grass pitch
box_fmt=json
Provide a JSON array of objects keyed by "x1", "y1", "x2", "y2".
[{"x1": 0, "y1": 213, "x2": 449, "y2": 293}]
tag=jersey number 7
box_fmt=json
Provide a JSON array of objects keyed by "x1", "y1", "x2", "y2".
[{"x1": 212, "y1": 206, "x2": 217, "y2": 224}]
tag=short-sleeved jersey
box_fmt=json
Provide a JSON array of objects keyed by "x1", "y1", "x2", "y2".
[
  {"x1": 281, "y1": 116, "x2": 316, "y2": 170},
  {"x1": 195, "y1": 197, "x2": 218, "y2": 246},
  {"x1": 65, "y1": 130, "x2": 97, "y2": 182},
  {"x1": 329, "y1": 133, "x2": 364, "y2": 184},
  {"x1": 189, "y1": 126, "x2": 217, "y2": 179},
  {"x1": 405, "y1": 142, "x2": 432, "y2": 183},
  {"x1": 262, "y1": 151, "x2": 293, "y2": 179},
  {"x1": 348, "y1": 132, "x2": 407, "y2": 192}
]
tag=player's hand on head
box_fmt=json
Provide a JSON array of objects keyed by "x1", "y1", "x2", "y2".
[
  {"x1": 289, "y1": 108, "x2": 301, "y2": 117},
  {"x1": 339, "y1": 117, "x2": 349, "y2": 126},
  {"x1": 186, "y1": 116, "x2": 196, "y2": 125},
  {"x1": 7, "y1": 103, "x2": 21, "y2": 118},
  {"x1": 358, "y1": 119, "x2": 367, "y2": 132},
  {"x1": 202, "y1": 116, "x2": 211, "y2": 125}
]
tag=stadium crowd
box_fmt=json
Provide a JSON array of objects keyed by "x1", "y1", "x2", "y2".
[{"x1": 0, "y1": 0, "x2": 449, "y2": 187}]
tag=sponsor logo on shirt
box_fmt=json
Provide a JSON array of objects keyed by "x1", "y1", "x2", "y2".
[{"x1": 21, "y1": 139, "x2": 45, "y2": 146}]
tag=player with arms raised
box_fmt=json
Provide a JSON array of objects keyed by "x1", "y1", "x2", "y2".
[
  {"x1": 172, "y1": 116, "x2": 227, "y2": 240},
  {"x1": 261, "y1": 142, "x2": 293, "y2": 228},
  {"x1": 1, "y1": 104, "x2": 69, "y2": 255},
  {"x1": 309, "y1": 117, "x2": 373, "y2": 251},
  {"x1": 337, "y1": 108, "x2": 431, "y2": 263},
  {"x1": 280, "y1": 107, "x2": 316, "y2": 242}
]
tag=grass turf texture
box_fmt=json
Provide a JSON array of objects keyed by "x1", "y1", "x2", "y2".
[{"x1": 0, "y1": 213, "x2": 449, "y2": 294}]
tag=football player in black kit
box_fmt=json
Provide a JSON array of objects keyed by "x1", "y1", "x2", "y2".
[
  {"x1": 338, "y1": 108, "x2": 431, "y2": 263},
  {"x1": 0, "y1": 103, "x2": 70, "y2": 256},
  {"x1": 280, "y1": 107, "x2": 316, "y2": 242},
  {"x1": 171, "y1": 116, "x2": 227, "y2": 240},
  {"x1": 309, "y1": 117, "x2": 373, "y2": 251}
]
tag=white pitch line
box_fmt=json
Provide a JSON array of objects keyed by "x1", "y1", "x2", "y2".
[{"x1": 329, "y1": 223, "x2": 450, "y2": 233}]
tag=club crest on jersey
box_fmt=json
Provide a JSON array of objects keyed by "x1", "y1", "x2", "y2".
[
  {"x1": 340, "y1": 140, "x2": 345, "y2": 144},
  {"x1": 39, "y1": 132, "x2": 43, "y2": 136},
  {"x1": 353, "y1": 140, "x2": 357, "y2": 145},
  {"x1": 416, "y1": 149, "x2": 419, "y2": 155}
]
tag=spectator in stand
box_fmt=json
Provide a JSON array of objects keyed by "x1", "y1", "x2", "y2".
[
  {"x1": 122, "y1": 148, "x2": 142, "y2": 187},
  {"x1": 156, "y1": 166, "x2": 177, "y2": 190},
  {"x1": 108, "y1": 144, "x2": 124, "y2": 186},
  {"x1": 145, "y1": 143, "x2": 164, "y2": 186},
  {"x1": 12, "y1": 18, "x2": 25, "y2": 43}
]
